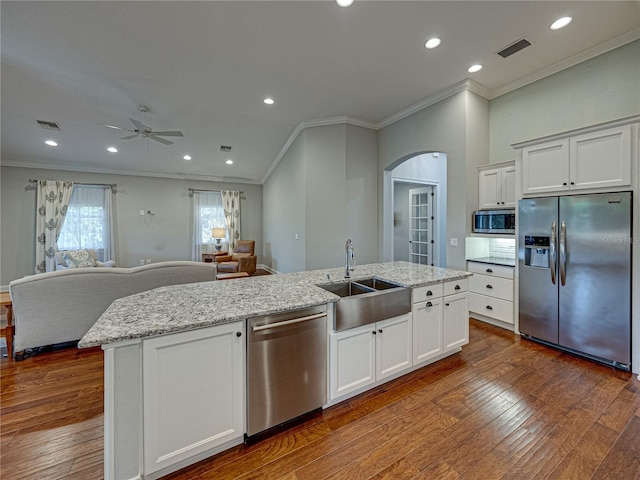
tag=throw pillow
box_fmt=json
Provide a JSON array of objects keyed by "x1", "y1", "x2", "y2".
[{"x1": 63, "y1": 249, "x2": 97, "y2": 268}]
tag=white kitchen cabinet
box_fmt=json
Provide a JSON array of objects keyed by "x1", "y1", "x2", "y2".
[
  {"x1": 467, "y1": 261, "x2": 514, "y2": 327},
  {"x1": 142, "y1": 321, "x2": 244, "y2": 476},
  {"x1": 443, "y1": 279, "x2": 469, "y2": 351},
  {"x1": 330, "y1": 313, "x2": 411, "y2": 399},
  {"x1": 479, "y1": 163, "x2": 516, "y2": 209},
  {"x1": 330, "y1": 323, "x2": 376, "y2": 399},
  {"x1": 412, "y1": 296, "x2": 443, "y2": 364},
  {"x1": 522, "y1": 125, "x2": 631, "y2": 195},
  {"x1": 412, "y1": 279, "x2": 469, "y2": 366},
  {"x1": 376, "y1": 314, "x2": 413, "y2": 380}
]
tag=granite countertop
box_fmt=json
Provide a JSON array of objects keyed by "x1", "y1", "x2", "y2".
[
  {"x1": 79, "y1": 261, "x2": 471, "y2": 348},
  {"x1": 466, "y1": 256, "x2": 516, "y2": 267}
]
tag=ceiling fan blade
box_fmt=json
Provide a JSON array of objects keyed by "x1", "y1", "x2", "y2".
[
  {"x1": 129, "y1": 118, "x2": 146, "y2": 131},
  {"x1": 99, "y1": 123, "x2": 127, "y2": 131},
  {"x1": 121, "y1": 134, "x2": 139, "y2": 140},
  {"x1": 151, "y1": 131, "x2": 184, "y2": 137},
  {"x1": 149, "y1": 135, "x2": 173, "y2": 145}
]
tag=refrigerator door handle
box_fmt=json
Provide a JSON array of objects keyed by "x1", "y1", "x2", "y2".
[
  {"x1": 559, "y1": 220, "x2": 567, "y2": 286},
  {"x1": 550, "y1": 221, "x2": 557, "y2": 285}
]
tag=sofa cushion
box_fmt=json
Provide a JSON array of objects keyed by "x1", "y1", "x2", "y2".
[{"x1": 63, "y1": 249, "x2": 97, "y2": 268}]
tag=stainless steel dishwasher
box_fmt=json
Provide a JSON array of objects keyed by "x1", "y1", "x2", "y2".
[{"x1": 247, "y1": 305, "x2": 327, "y2": 437}]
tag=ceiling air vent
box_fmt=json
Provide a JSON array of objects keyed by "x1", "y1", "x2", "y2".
[
  {"x1": 219, "y1": 145, "x2": 232, "y2": 152},
  {"x1": 36, "y1": 119, "x2": 62, "y2": 131},
  {"x1": 496, "y1": 38, "x2": 533, "y2": 59}
]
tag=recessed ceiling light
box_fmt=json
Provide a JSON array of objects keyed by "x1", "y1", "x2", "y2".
[
  {"x1": 45, "y1": 140, "x2": 58, "y2": 147},
  {"x1": 425, "y1": 37, "x2": 441, "y2": 49},
  {"x1": 183, "y1": 154, "x2": 192, "y2": 161},
  {"x1": 468, "y1": 64, "x2": 483, "y2": 73},
  {"x1": 336, "y1": 0, "x2": 354, "y2": 7},
  {"x1": 226, "y1": 159, "x2": 233, "y2": 165},
  {"x1": 107, "y1": 146, "x2": 118, "y2": 153},
  {"x1": 550, "y1": 16, "x2": 572, "y2": 30},
  {"x1": 264, "y1": 98, "x2": 274, "y2": 105}
]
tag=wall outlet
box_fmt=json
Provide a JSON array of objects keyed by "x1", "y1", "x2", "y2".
[
  {"x1": 449, "y1": 238, "x2": 458, "y2": 247},
  {"x1": 139, "y1": 259, "x2": 145, "y2": 266},
  {"x1": 140, "y1": 210, "x2": 145, "y2": 216},
  {"x1": 146, "y1": 259, "x2": 151, "y2": 264}
]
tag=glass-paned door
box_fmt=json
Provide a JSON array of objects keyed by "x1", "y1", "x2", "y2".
[{"x1": 409, "y1": 187, "x2": 435, "y2": 265}]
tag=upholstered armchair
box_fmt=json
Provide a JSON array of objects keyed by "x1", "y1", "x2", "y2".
[{"x1": 215, "y1": 240, "x2": 257, "y2": 275}]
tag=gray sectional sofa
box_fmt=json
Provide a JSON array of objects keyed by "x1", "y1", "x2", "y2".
[{"x1": 8, "y1": 261, "x2": 217, "y2": 359}]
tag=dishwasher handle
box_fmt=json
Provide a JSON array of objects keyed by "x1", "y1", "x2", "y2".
[{"x1": 252, "y1": 312, "x2": 326, "y2": 332}]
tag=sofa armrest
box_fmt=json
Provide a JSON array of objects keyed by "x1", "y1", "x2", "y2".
[
  {"x1": 238, "y1": 256, "x2": 257, "y2": 275},
  {"x1": 215, "y1": 255, "x2": 233, "y2": 263}
]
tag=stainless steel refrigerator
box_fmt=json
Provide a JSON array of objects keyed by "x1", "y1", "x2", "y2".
[{"x1": 518, "y1": 192, "x2": 632, "y2": 370}]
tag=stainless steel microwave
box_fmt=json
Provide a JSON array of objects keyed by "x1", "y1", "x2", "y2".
[{"x1": 473, "y1": 209, "x2": 515, "y2": 234}]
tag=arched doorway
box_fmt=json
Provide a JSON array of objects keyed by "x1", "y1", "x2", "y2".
[{"x1": 383, "y1": 152, "x2": 447, "y2": 266}]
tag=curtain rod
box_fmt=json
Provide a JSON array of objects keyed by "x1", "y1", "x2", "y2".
[
  {"x1": 29, "y1": 179, "x2": 117, "y2": 189},
  {"x1": 188, "y1": 188, "x2": 244, "y2": 195}
]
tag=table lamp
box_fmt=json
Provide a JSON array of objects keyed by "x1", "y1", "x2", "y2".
[{"x1": 211, "y1": 228, "x2": 227, "y2": 252}]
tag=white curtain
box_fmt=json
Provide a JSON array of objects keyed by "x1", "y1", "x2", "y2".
[
  {"x1": 57, "y1": 185, "x2": 116, "y2": 262},
  {"x1": 221, "y1": 190, "x2": 241, "y2": 252},
  {"x1": 35, "y1": 180, "x2": 74, "y2": 273},
  {"x1": 191, "y1": 191, "x2": 226, "y2": 261}
]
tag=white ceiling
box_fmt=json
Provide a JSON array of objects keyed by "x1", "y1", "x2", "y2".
[{"x1": 2, "y1": 1, "x2": 639, "y2": 184}]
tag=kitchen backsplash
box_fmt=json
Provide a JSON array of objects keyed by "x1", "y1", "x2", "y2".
[{"x1": 488, "y1": 238, "x2": 516, "y2": 259}]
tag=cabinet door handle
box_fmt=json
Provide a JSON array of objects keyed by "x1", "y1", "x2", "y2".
[
  {"x1": 486, "y1": 305, "x2": 493, "y2": 310},
  {"x1": 454, "y1": 284, "x2": 461, "y2": 290},
  {"x1": 236, "y1": 331, "x2": 242, "y2": 337},
  {"x1": 426, "y1": 301, "x2": 433, "y2": 307},
  {"x1": 426, "y1": 290, "x2": 433, "y2": 296},
  {"x1": 378, "y1": 329, "x2": 383, "y2": 334},
  {"x1": 445, "y1": 303, "x2": 450, "y2": 307},
  {"x1": 486, "y1": 268, "x2": 493, "y2": 273},
  {"x1": 563, "y1": 182, "x2": 567, "y2": 186},
  {"x1": 486, "y1": 284, "x2": 493, "y2": 289},
  {"x1": 372, "y1": 331, "x2": 377, "y2": 335}
]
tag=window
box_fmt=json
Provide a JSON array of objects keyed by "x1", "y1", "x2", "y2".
[
  {"x1": 58, "y1": 185, "x2": 115, "y2": 262},
  {"x1": 192, "y1": 191, "x2": 227, "y2": 261}
]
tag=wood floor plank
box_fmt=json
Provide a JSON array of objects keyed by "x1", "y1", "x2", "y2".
[{"x1": 3, "y1": 320, "x2": 640, "y2": 480}]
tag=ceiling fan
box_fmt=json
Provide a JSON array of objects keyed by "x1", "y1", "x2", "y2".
[{"x1": 101, "y1": 105, "x2": 184, "y2": 145}]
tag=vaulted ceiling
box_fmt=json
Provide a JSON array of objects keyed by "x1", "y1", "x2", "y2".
[{"x1": 2, "y1": 1, "x2": 639, "y2": 183}]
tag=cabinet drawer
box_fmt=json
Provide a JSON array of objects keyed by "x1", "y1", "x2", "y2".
[
  {"x1": 467, "y1": 262, "x2": 514, "y2": 279},
  {"x1": 444, "y1": 278, "x2": 468, "y2": 296},
  {"x1": 412, "y1": 283, "x2": 444, "y2": 303},
  {"x1": 469, "y1": 293, "x2": 513, "y2": 324},
  {"x1": 469, "y1": 274, "x2": 513, "y2": 301}
]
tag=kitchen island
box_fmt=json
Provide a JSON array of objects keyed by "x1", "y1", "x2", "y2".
[{"x1": 81, "y1": 261, "x2": 471, "y2": 480}]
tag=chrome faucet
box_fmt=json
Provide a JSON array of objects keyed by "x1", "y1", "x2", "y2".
[{"x1": 345, "y1": 239, "x2": 354, "y2": 278}]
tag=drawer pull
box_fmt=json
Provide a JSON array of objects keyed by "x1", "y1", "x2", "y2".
[
  {"x1": 486, "y1": 284, "x2": 493, "y2": 289},
  {"x1": 426, "y1": 290, "x2": 433, "y2": 296},
  {"x1": 454, "y1": 284, "x2": 461, "y2": 290},
  {"x1": 445, "y1": 303, "x2": 450, "y2": 307},
  {"x1": 486, "y1": 268, "x2": 493, "y2": 273},
  {"x1": 486, "y1": 305, "x2": 493, "y2": 310},
  {"x1": 426, "y1": 301, "x2": 433, "y2": 307}
]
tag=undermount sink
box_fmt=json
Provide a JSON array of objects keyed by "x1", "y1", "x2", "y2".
[{"x1": 318, "y1": 277, "x2": 411, "y2": 331}]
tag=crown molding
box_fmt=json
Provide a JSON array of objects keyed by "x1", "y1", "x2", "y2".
[
  {"x1": 0, "y1": 160, "x2": 261, "y2": 184},
  {"x1": 490, "y1": 28, "x2": 640, "y2": 99}
]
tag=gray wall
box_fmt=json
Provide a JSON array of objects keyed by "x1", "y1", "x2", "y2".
[
  {"x1": 262, "y1": 123, "x2": 378, "y2": 273},
  {"x1": 1, "y1": 166, "x2": 262, "y2": 286},
  {"x1": 490, "y1": 39, "x2": 640, "y2": 164},
  {"x1": 378, "y1": 90, "x2": 489, "y2": 270},
  {"x1": 262, "y1": 132, "x2": 306, "y2": 273}
]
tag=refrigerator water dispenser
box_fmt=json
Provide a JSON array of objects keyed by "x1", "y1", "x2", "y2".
[{"x1": 523, "y1": 236, "x2": 550, "y2": 268}]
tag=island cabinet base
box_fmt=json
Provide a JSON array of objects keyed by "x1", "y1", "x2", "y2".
[{"x1": 103, "y1": 321, "x2": 245, "y2": 480}]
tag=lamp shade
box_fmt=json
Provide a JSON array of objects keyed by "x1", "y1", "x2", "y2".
[{"x1": 211, "y1": 228, "x2": 227, "y2": 239}]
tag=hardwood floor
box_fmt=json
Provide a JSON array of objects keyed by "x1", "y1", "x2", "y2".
[{"x1": 2, "y1": 320, "x2": 640, "y2": 479}]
